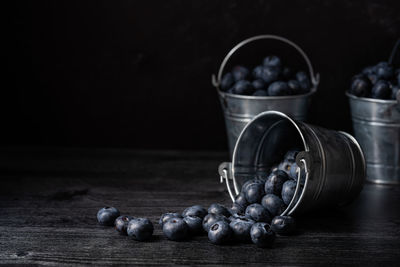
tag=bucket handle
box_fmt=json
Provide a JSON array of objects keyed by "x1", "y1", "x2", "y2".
[
  {"x1": 218, "y1": 162, "x2": 239, "y2": 202},
  {"x1": 212, "y1": 34, "x2": 320, "y2": 90}
]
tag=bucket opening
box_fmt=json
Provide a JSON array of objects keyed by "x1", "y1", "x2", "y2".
[{"x1": 232, "y1": 111, "x2": 309, "y2": 214}]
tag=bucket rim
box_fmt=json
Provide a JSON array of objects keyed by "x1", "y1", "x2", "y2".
[
  {"x1": 346, "y1": 91, "x2": 398, "y2": 104},
  {"x1": 231, "y1": 111, "x2": 310, "y2": 215},
  {"x1": 218, "y1": 87, "x2": 317, "y2": 100}
]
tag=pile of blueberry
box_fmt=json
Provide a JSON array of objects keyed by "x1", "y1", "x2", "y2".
[
  {"x1": 349, "y1": 61, "x2": 400, "y2": 100},
  {"x1": 97, "y1": 150, "x2": 303, "y2": 248},
  {"x1": 220, "y1": 55, "x2": 312, "y2": 96}
]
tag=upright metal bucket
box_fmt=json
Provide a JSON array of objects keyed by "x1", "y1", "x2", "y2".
[
  {"x1": 212, "y1": 35, "x2": 320, "y2": 156},
  {"x1": 218, "y1": 111, "x2": 366, "y2": 215},
  {"x1": 347, "y1": 93, "x2": 400, "y2": 184}
]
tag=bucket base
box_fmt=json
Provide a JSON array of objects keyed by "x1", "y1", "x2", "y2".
[{"x1": 366, "y1": 163, "x2": 400, "y2": 185}]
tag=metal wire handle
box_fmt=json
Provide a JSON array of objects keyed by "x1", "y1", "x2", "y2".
[{"x1": 212, "y1": 34, "x2": 320, "y2": 89}]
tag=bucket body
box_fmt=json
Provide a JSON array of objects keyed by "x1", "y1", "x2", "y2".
[
  {"x1": 218, "y1": 91, "x2": 313, "y2": 155},
  {"x1": 347, "y1": 93, "x2": 400, "y2": 184},
  {"x1": 218, "y1": 111, "x2": 366, "y2": 215}
]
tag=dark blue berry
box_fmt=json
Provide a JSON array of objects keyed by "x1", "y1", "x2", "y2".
[
  {"x1": 229, "y1": 217, "x2": 255, "y2": 242},
  {"x1": 163, "y1": 217, "x2": 189, "y2": 241},
  {"x1": 245, "y1": 203, "x2": 271, "y2": 223},
  {"x1": 253, "y1": 90, "x2": 268, "y2": 96},
  {"x1": 221, "y1": 72, "x2": 234, "y2": 90},
  {"x1": 268, "y1": 81, "x2": 291, "y2": 96},
  {"x1": 252, "y1": 65, "x2": 264, "y2": 79},
  {"x1": 296, "y1": 71, "x2": 311, "y2": 92},
  {"x1": 115, "y1": 215, "x2": 134, "y2": 235},
  {"x1": 376, "y1": 62, "x2": 394, "y2": 80},
  {"x1": 252, "y1": 79, "x2": 267, "y2": 90},
  {"x1": 271, "y1": 216, "x2": 296, "y2": 235},
  {"x1": 261, "y1": 67, "x2": 280, "y2": 84},
  {"x1": 182, "y1": 205, "x2": 207, "y2": 219},
  {"x1": 284, "y1": 150, "x2": 299, "y2": 162},
  {"x1": 183, "y1": 215, "x2": 203, "y2": 234},
  {"x1": 245, "y1": 182, "x2": 265, "y2": 204},
  {"x1": 202, "y1": 213, "x2": 229, "y2": 232},
  {"x1": 265, "y1": 170, "x2": 289, "y2": 196},
  {"x1": 127, "y1": 218, "x2": 154, "y2": 241},
  {"x1": 208, "y1": 220, "x2": 232, "y2": 245},
  {"x1": 350, "y1": 75, "x2": 371, "y2": 97},
  {"x1": 263, "y1": 55, "x2": 282, "y2": 69},
  {"x1": 281, "y1": 180, "x2": 297, "y2": 205},
  {"x1": 97, "y1": 207, "x2": 120, "y2": 226},
  {"x1": 234, "y1": 192, "x2": 248, "y2": 208},
  {"x1": 232, "y1": 65, "x2": 250, "y2": 81},
  {"x1": 208, "y1": 203, "x2": 231, "y2": 217},
  {"x1": 232, "y1": 80, "x2": 255, "y2": 95},
  {"x1": 288, "y1": 80, "x2": 301, "y2": 95},
  {"x1": 261, "y1": 194, "x2": 286, "y2": 217},
  {"x1": 241, "y1": 179, "x2": 264, "y2": 193},
  {"x1": 250, "y1": 222, "x2": 275, "y2": 248},
  {"x1": 367, "y1": 73, "x2": 379, "y2": 84},
  {"x1": 392, "y1": 86, "x2": 399, "y2": 100},
  {"x1": 159, "y1": 212, "x2": 183, "y2": 226},
  {"x1": 230, "y1": 203, "x2": 245, "y2": 214},
  {"x1": 372, "y1": 80, "x2": 391, "y2": 99}
]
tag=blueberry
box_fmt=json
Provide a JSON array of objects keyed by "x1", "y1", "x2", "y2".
[
  {"x1": 208, "y1": 220, "x2": 232, "y2": 245},
  {"x1": 282, "y1": 67, "x2": 292, "y2": 80},
  {"x1": 268, "y1": 81, "x2": 291, "y2": 96},
  {"x1": 230, "y1": 203, "x2": 245, "y2": 214},
  {"x1": 244, "y1": 182, "x2": 265, "y2": 204},
  {"x1": 263, "y1": 55, "x2": 282, "y2": 69},
  {"x1": 250, "y1": 222, "x2": 275, "y2": 248},
  {"x1": 232, "y1": 80, "x2": 255, "y2": 95},
  {"x1": 252, "y1": 65, "x2": 264, "y2": 79},
  {"x1": 228, "y1": 212, "x2": 248, "y2": 221},
  {"x1": 371, "y1": 80, "x2": 391, "y2": 99},
  {"x1": 241, "y1": 179, "x2": 264, "y2": 193},
  {"x1": 289, "y1": 161, "x2": 302, "y2": 181},
  {"x1": 281, "y1": 180, "x2": 297, "y2": 205},
  {"x1": 229, "y1": 217, "x2": 255, "y2": 242},
  {"x1": 234, "y1": 192, "x2": 248, "y2": 208},
  {"x1": 392, "y1": 86, "x2": 399, "y2": 100},
  {"x1": 159, "y1": 212, "x2": 183, "y2": 226},
  {"x1": 284, "y1": 150, "x2": 299, "y2": 162},
  {"x1": 232, "y1": 65, "x2": 250, "y2": 81},
  {"x1": 288, "y1": 80, "x2": 301, "y2": 95},
  {"x1": 252, "y1": 79, "x2": 267, "y2": 90},
  {"x1": 296, "y1": 71, "x2": 311, "y2": 92},
  {"x1": 202, "y1": 213, "x2": 229, "y2": 232},
  {"x1": 183, "y1": 215, "x2": 203, "y2": 234},
  {"x1": 271, "y1": 216, "x2": 296, "y2": 235},
  {"x1": 221, "y1": 72, "x2": 234, "y2": 90},
  {"x1": 278, "y1": 159, "x2": 294, "y2": 176},
  {"x1": 182, "y1": 205, "x2": 207, "y2": 219},
  {"x1": 208, "y1": 203, "x2": 231, "y2": 217},
  {"x1": 261, "y1": 194, "x2": 286, "y2": 216},
  {"x1": 261, "y1": 67, "x2": 280, "y2": 84},
  {"x1": 245, "y1": 203, "x2": 271, "y2": 223},
  {"x1": 376, "y1": 62, "x2": 394, "y2": 80},
  {"x1": 97, "y1": 207, "x2": 120, "y2": 226},
  {"x1": 115, "y1": 215, "x2": 134, "y2": 235},
  {"x1": 265, "y1": 170, "x2": 289, "y2": 196},
  {"x1": 367, "y1": 73, "x2": 379, "y2": 84},
  {"x1": 350, "y1": 75, "x2": 371, "y2": 97},
  {"x1": 127, "y1": 218, "x2": 154, "y2": 241},
  {"x1": 163, "y1": 217, "x2": 189, "y2": 241}
]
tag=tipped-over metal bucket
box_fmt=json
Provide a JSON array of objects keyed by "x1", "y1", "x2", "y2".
[
  {"x1": 218, "y1": 111, "x2": 366, "y2": 215},
  {"x1": 347, "y1": 93, "x2": 400, "y2": 184},
  {"x1": 212, "y1": 35, "x2": 320, "y2": 156}
]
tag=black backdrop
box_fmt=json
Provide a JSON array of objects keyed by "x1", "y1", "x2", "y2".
[{"x1": 3, "y1": 0, "x2": 400, "y2": 150}]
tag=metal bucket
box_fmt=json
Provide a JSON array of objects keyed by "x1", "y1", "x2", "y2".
[
  {"x1": 218, "y1": 111, "x2": 366, "y2": 216},
  {"x1": 212, "y1": 35, "x2": 320, "y2": 156},
  {"x1": 347, "y1": 93, "x2": 400, "y2": 184}
]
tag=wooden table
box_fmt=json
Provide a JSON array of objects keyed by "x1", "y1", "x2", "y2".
[{"x1": 0, "y1": 148, "x2": 399, "y2": 265}]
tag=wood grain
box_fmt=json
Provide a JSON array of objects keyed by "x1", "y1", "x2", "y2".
[{"x1": 0, "y1": 148, "x2": 399, "y2": 265}]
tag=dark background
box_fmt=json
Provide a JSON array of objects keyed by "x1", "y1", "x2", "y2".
[{"x1": 3, "y1": 0, "x2": 400, "y2": 151}]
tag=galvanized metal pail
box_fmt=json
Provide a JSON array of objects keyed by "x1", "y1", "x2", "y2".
[
  {"x1": 212, "y1": 35, "x2": 320, "y2": 156},
  {"x1": 347, "y1": 92, "x2": 400, "y2": 184},
  {"x1": 218, "y1": 111, "x2": 366, "y2": 216}
]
